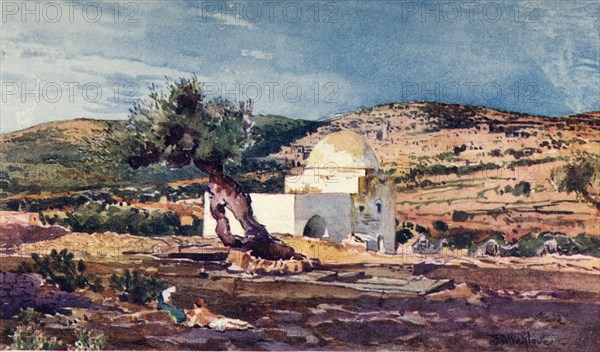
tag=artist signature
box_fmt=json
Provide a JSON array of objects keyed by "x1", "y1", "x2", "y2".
[{"x1": 487, "y1": 331, "x2": 554, "y2": 350}]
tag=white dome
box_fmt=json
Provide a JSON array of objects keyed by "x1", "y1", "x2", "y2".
[{"x1": 305, "y1": 131, "x2": 379, "y2": 170}]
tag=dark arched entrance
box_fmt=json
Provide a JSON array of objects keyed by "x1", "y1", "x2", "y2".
[{"x1": 303, "y1": 215, "x2": 327, "y2": 238}]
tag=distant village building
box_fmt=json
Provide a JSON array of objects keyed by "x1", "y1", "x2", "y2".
[
  {"x1": 281, "y1": 145, "x2": 309, "y2": 168},
  {"x1": 203, "y1": 131, "x2": 397, "y2": 254},
  {"x1": 0, "y1": 211, "x2": 41, "y2": 226}
]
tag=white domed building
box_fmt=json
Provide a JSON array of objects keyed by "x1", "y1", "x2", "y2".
[{"x1": 203, "y1": 131, "x2": 397, "y2": 254}]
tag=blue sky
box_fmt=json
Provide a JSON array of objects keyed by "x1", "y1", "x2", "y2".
[{"x1": 1, "y1": 0, "x2": 599, "y2": 132}]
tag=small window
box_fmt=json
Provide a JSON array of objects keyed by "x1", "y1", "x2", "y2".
[{"x1": 375, "y1": 199, "x2": 382, "y2": 214}]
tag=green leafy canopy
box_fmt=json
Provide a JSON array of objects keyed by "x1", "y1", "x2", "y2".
[{"x1": 100, "y1": 77, "x2": 255, "y2": 173}]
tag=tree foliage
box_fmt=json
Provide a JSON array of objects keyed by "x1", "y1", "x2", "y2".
[
  {"x1": 99, "y1": 77, "x2": 253, "y2": 172},
  {"x1": 551, "y1": 153, "x2": 600, "y2": 210},
  {"x1": 92, "y1": 77, "x2": 301, "y2": 260}
]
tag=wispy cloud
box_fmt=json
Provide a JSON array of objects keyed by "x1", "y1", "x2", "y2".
[
  {"x1": 1, "y1": 0, "x2": 598, "y2": 133},
  {"x1": 241, "y1": 49, "x2": 273, "y2": 60}
]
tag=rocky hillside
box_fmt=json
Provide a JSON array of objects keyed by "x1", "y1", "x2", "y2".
[
  {"x1": 272, "y1": 102, "x2": 600, "y2": 241},
  {"x1": 0, "y1": 116, "x2": 323, "y2": 194},
  {"x1": 2, "y1": 103, "x2": 598, "y2": 241}
]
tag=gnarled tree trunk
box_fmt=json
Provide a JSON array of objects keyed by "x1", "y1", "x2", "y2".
[{"x1": 195, "y1": 160, "x2": 302, "y2": 260}]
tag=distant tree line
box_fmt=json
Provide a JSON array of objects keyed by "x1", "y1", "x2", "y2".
[{"x1": 41, "y1": 203, "x2": 202, "y2": 237}]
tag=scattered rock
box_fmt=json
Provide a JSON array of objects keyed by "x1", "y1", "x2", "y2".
[
  {"x1": 536, "y1": 239, "x2": 558, "y2": 256},
  {"x1": 255, "y1": 316, "x2": 276, "y2": 328},
  {"x1": 474, "y1": 239, "x2": 500, "y2": 257},
  {"x1": 271, "y1": 309, "x2": 303, "y2": 322},
  {"x1": 226, "y1": 251, "x2": 320, "y2": 275},
  {"x1": 426, "y1": 283, "x2": 486, "y2": 306},
  {"x1": 399, "y1": 311, "x2": 428, "y2": 326}
]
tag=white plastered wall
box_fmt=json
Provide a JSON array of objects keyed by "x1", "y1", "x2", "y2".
[
  {"x1": 202, "y1": 193, "x2": 296, "y2": 238},
  {"x1": 284, "y1": 168, "x2": 366, "y2": 194}
]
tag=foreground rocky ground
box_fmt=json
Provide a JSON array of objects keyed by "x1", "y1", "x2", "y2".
[{"x1": 0, "y1": 245, "x2": 599, "y2": 351}]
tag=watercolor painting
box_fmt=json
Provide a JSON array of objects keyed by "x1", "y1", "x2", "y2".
[{"x1": 1, "y1": 1, "x2": 599, "y2": 351}]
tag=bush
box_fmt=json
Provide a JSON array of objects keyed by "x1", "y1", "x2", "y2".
[
  {"x1": 178, "y1": 216, "x2": 203, "y2": 236},
  {"x1": 488, "y1": 149, "x2": 503, "y2": 157},
  {"x1": 109, "y1": 269, "x2": 166, "y2": 304},
  {"x1": 395, "y1": 229, "x2": 414, "y2": 245},
  {"x1": 16, "y1": 308, "x2": 43, "y2": 325},
  {"x1": 57, "y1": 204, "x2": 184, "y2": 237},
  {"x1": 513, "y1": 181, "x2": 531, "y2": 197},
  {"x1": 20, "y1": 249, "x2": 103, "y2": 293},
  {"x1": 505, "y1": 181, "x2": 531, "y2": 196},
  {"x1": 446, "y1": 233, "x2": 473, "y2": 250},
  {"x1": 572, "y1": 233, "x2": 600, "y2": 257},
  {"x1": 415, "y1": 224, "x2": 429, "y2": 235},
  {"x1": 504, "y1": 234, "x2": 546, "y2": 257},
  {"x1": 74, "y1": 329, "x2": 106, "y2": 351},
  {"x1": 432, "y1": 220, "x2": 449, "y2": 232},
  {"x1": 11, "y1": 325, "x2": 62, "y2": 350},
  {"x1": 452, "y1": 210, "x2": 470, "y2": 222},
  {"x1": 488, "y1": 232, "x2": 507, "y2": 246},
  {"x1": 453, "y1": 144, "x2": 467, "y2": 155}
]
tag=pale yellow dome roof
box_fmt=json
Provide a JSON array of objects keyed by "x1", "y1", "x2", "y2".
[{"x1": 305, "y1": 131, "x2": 379, "y2": 170}]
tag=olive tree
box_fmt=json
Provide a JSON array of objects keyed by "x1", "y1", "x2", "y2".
[
  {"x1": 98, "y1": 77, "x2": 301, "y2": 260},
  {"x1": 551, "y1": 153, "x2": 600, "y2": 211}
]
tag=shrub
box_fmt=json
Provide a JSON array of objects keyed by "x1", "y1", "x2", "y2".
[
  {"x1": 109, "y1": 269, "x2": 166, "y2": 304},
  {"x1": 16, "y1": 308, "x2": 43, "y2": 325},
  {"x1": 505, "y1": 235, "x2": 546, "y2": 257},
  {"x1": 20, "y1": 249, "x2": 103, "y2": 293},
  {"x1": 432, "y1": 220, "x2": 449, "y2": 232},
  {"x1": 402, "y1": 162, "x2": 501, "y2": 183},
  {"x1": 415, "y1": 224, "x2": 429, "y2": 235},
  {"x1": 488, "y1": 149, "x2": 503, "y2": 157},
  {"x1": 11, "y1": 325, "x2": 62, "y2": 350},
  {"x1": 488, "y1": 232, "x2": 507, "y2": 246},
  {"x1": 452, "y1": 210, "x2": 470, "y2": 222},
  {"x1": 504, "y1": 181, "x2": 531, "y2": 196},
  {"x1": 26, "y1": 249, "x2": 88, "y2": 292},
  {"x1": 58, "y1": 204, "x2": 184, "y2": 237},
  {"x1": 74, "y1": 329, "x2": 107, "y2": 351},
  {"x1": 572, "y1": 233, "x2": 600, "y2": 257},
  {"x1": 446, "y1": 233, "x2": 473, "y2": 250},
  {"x1": 453, "y1": 144, "x2": 467, "y2": 155},
  {"x1": 512, "y1": 181, "x2": 531, "y2": 196},
  {"x1": 395, "y1": 229, "x2": 414, "y2": 245}
]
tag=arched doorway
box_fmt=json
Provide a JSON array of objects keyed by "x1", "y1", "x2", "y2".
[{"x1": 303, "y1": 215, "x2": 327, "y2": 238}]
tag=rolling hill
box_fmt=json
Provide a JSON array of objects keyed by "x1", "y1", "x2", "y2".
[
  {"x1": 0, "y1": 115, "x2": 324, "y2": 194},
  {"x1": 1, "y1": 102, "x2": 598, "y2": 241},
  {"x1": 272, "y1": 102, "x2": 600, "y2": 241}
]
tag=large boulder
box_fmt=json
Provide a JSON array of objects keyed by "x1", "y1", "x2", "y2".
[
  {"x1": 536, "y1": 239, "x2": 558, "y2": 256},
  {"x1": 412, "y1": 235, "x2": 444, "y2": 254},
  {"x1": 474, "y1": 239, "x2": 500, "y2": 257}
]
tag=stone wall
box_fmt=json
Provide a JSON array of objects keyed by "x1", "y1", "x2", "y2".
[{"x1": 0, "y1": 272, "x2": 43, "y2": 318}]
